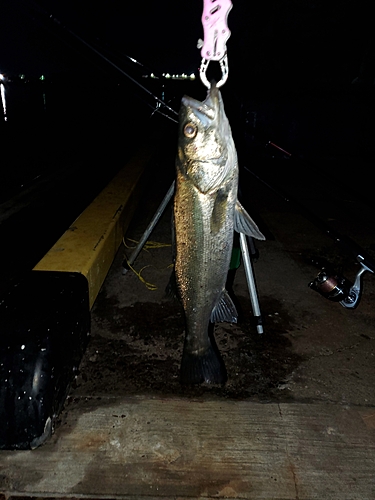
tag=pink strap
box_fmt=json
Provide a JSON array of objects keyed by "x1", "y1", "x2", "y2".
[{"x1": 200, "y1": 0, "x2": 232, "y2": 61}]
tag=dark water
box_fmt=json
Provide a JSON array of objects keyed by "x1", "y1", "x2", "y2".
[
  {"x1": 220, "y1": 80, "x2": 375, "y2": 214},
  {"x1": 0, "y1": 77, "x2": 146, "y2": 198},
  {"x1": 1, "y1": 73, "x2": 374, "y2": 283},
  {"x1": 2, "y1": 75, "x2": 373, "y2": 196}
]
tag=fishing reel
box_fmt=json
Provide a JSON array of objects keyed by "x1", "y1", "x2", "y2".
[{"x1": 309, "y1": 255, "x2": 373, "y2": 309}]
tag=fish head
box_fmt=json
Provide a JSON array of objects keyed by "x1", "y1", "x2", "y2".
[{"x1": 177, "y1": 82, "x2": 236, "y2": 194}]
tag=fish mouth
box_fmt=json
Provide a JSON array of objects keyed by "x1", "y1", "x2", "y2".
[{"x1": 181, "y1": 82, "x2": 220, "y2": 126}]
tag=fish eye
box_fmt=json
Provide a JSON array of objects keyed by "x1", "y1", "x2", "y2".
[{"x1": 183, "y1": 122, "x2": 197, "y2": 138}]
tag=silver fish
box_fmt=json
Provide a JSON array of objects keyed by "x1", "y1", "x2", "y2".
[{"x1": 174, "y1": 83, "x2": 265, "y2": 385}]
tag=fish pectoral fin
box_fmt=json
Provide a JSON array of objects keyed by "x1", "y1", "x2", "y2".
[
  {"x1": 210, "y1": 289, "x2": 238, "y2": 324},
  {"x1": 234, "y1": 200, "x2": 266, "y2": 240}
]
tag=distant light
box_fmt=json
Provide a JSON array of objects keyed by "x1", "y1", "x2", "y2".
[
  {"x1": 1, "y1": 79, "x2": 7, "y2": 120},
  {"x1": 39, "y1": 75, "x2": 45, "y2": 81},
  {"x1": 161, "y1": 72, "x2": 195, "y2": 80},
  {"x1": 129, "y1": 57, "x2": 137, "y2": 64},
  {"x1": 19, "y1": 74, "x2": 26, "y2": 80},
  {"x1": 0, "y1": 74, "x2": 4, "y2": 81}
]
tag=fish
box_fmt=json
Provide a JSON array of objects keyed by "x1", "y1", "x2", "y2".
[{"x1": 173, "y1": 82, "x2": 265, "y2": 385}]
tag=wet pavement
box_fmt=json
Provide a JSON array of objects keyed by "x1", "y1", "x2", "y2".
[{"x1": 67, "y1": 148, "x2": 375, "y2": 408}]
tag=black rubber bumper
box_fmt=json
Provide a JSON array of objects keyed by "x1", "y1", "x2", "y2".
[{"x1": 0, "y1": 271, "x2": 90, "y2": 450}]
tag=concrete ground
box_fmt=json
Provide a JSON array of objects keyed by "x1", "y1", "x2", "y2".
[{"x1": 2, "y1": 148, "x2": 375, "y2": 499}]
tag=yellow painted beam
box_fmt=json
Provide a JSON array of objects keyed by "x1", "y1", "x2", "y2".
[{"x1": 34, "y1": 145, "x2": 154, "y2": 308}]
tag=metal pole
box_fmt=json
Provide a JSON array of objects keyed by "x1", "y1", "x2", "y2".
[
  {"x1": 239, "y1": 232, "x2": 263, "y2": 334},
  {"x1": 123, "y1": 181, "x2": 175, "y2": 273}
]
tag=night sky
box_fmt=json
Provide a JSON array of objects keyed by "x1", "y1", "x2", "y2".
[
  {"x1": 1, "y1": 1, "x2": 371, "y2": 87},
  {"x1": 1, "y1": 0, "x2": 202, "y2": 77}
]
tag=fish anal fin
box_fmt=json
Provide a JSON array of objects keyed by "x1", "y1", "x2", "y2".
[
  {"x1": 234, "y1": 200, "x2": 265, "y2": 240},
  {"x1": 210, "y1": 289, "x2": 238, "y2": 323}
]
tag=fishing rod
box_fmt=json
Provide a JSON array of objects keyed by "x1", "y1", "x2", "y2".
[
  {"x1": 244, "y1": 143, "x2": 375, "y2": 309},
  {"x1": 55, "y1": 24, "x2": 179, "y2": 123},
  {"x1": 26, "y1": 0, "x2": 179, "y2": 123}
]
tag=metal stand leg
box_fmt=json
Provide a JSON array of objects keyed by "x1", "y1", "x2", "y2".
[
  {"x1": 122, "y1": 181, "x2": 175, "y2": 274},
  {"x1": 239, "y1": 232, "x2": 263, "y2": 334}
]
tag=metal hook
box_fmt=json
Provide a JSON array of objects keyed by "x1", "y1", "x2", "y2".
[{"x1": 199, "y1": 54, "x2": 229, "y2": 89}]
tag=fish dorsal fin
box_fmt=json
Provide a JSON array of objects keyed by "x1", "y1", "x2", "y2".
[
  {"x1": 210, "y1": 289, "x2": 238, "y2": 324},
  {"x1": 234, "y1": 200, "x2": 266, "y2": 240}
]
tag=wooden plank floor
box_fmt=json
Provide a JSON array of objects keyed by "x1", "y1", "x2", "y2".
[{"x1": 1, "y1": 397, "x2": 375, "y2": 499}]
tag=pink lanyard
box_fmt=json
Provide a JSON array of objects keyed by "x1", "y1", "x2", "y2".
[{"x1": 199, "y1": 0, "x2": 233, "y2": 88}]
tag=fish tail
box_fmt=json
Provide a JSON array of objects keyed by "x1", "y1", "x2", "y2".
[{"x1": 180, "y1": 345, "x2": 227, "y2": 385}]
